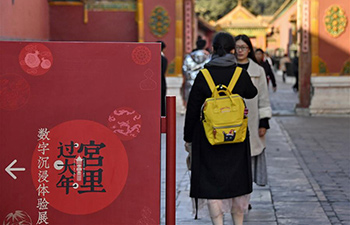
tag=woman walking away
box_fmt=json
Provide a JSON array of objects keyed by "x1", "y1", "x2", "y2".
[
  {"x1": 279, "y1": 53, "x2": 291, "y2": 83},
  {"x1": 182, "y1": 37, "x2": 211, "y2": 108},
  {"x1": 235, "y1": 34, "x2": 272, "y2": 190},
  {"x1": 184, "y1": 32, "x2": 257, "y2": 225},
  {"x1": 255, "y1": 48, "x2": 277, "y2": 92}
]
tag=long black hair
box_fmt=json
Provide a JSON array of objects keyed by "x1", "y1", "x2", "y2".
[
  {"x1": 212, "y1": 32, "x2": 235, "y2": 57},
  {"x1": 234, "y1": 34, "x2": 258, "y2": 63}
]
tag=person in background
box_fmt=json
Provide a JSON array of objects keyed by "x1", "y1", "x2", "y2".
[
  {"x1": 264, "y1": 51, "x2": 275, "y2": 72},
  {"x1": 279, "y1": 53, "x2": 291, "y2": 83},
  {"x1": 235, "y1": 34, "x2": 272, "y2": 208},
  {"x1": 255, "y1": 48, "x2": 277, "y2": 92},
  {"x1": 184, "y1": 32, "x2": 257, "y2": 225},
  {"x1": 182, "y1": 37, "x2": 211, "y2": 108},
  {"x1": 158, "y1": 41, "x2": 168, "y2": 116},
  {"x1": 292, "y1": 51, "x2": 299, "y2": 92}
]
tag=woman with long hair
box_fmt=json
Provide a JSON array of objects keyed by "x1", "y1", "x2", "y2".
[
  {"x1": 234, "y1": 34, "x2": 272, "y2": 190},
  {"x1": 184, "y1": 32, "x2": 257, "y2": 225}
]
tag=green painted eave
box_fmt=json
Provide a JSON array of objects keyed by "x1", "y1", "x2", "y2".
[{"x1": 87, "y1": 1, "x2": 136, "y2": 11}]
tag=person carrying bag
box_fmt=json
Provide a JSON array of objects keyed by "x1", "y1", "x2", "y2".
[{"x1": 184, "y1": 32, "x2": 257, "y2": 225}]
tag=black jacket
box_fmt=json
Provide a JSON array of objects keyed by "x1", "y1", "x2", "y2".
[
  {"x1": 260, "y1": 60, "x2": 276, "y2": 88},
  {"x1": 161, "y1": 54, "x2": 167, "y2": 116},
  {"x1": 184, "y1": 64, "x2": 257, "y2": 199}
]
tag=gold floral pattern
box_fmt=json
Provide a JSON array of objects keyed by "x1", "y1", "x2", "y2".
[
  {"x1": 324, "y1": 5, "x2": 348, "y2": 38},
  {"x1": 319, "y1": 61, "x2": 327, "y2": 74},
  {"x1": 167, "y1": 60, "x2": 175, "y2": 75},
  {"x1": 149, "y1": 6, "x2": 170, "y2": 38},
  {"x1": 341, "y1": 60, "x2": 350, "y2": 75}
]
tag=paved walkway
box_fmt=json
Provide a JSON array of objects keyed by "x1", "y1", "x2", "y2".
[{"x1": 161, "y1": 72, "x2": 350, "y2": 225}]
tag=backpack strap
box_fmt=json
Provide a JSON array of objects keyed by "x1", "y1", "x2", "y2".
[
  {"x1": 201, "y1": 69, "x2": 216, "y2": 93},
  {"x1": 227, "y1": 67, "x2": 243, "y2": 92}
]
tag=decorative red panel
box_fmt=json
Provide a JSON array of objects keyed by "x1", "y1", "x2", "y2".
[{"x1": 0, "y1": 41, "x2": 161, "y2": 225}]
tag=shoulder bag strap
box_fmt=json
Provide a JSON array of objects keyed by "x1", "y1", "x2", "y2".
[
  {"x1": 227, "y1": 66, "x2": 243, "y2": 92},
  {"x1": 201, "y1": 69, "x2": 216, "y2": 93}
]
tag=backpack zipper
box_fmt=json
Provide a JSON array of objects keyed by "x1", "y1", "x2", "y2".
[
  {"x1": 206, "y1": 95, "x2": 241, "y2": 102},
  {"x1": 213, "y1": 124, "x2": 243, "y2": 129}
]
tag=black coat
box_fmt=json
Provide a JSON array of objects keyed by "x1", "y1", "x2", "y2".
[
  {"x1": 260, "y1": 60, "x2": 276, "y2": 88},
  {"x1": 161, "y1": 54, "x2": 168, "y2": 116},
  {"x1": 184, "y1": 64, "x2": 257, "y2": 199}
]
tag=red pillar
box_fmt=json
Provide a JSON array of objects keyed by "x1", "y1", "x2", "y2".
[{"x1": 166, "y1": 96, "x2": 176, "y2": 225}]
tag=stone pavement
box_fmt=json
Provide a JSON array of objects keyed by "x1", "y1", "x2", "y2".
[
  {"x1": 276, "y1": 116, "x2": 350, "y2": 225},
  {"x1": 160, "y1": 71, "x2": 350, "y2": 225}
]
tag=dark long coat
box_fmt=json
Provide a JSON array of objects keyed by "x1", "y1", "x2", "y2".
[
  {"x1": 161, "y1": 54, "x2": 168, "y2": 116},
  {"x1": 184, "y1": 64, "x2": 258, "y2": 199}
]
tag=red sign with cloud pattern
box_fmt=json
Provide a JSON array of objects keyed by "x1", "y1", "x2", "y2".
[{"x1": 0, "y1": 41, "x2": 161, "y2": 225}]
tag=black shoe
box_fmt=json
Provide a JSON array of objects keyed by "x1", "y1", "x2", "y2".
[{"x1": 248, "y1": 204, "x2": 252, "y2": 210}]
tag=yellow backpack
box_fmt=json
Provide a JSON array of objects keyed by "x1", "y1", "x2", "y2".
[{"x1": 201, "y1": 67, "x2": 248, "y2": 145}]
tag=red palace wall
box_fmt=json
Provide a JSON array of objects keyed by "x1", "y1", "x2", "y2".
[
  {"x1": 49, "y1": 6, "x2": 138, "y2": 42},
  {"x1": 49, "y1": 2, "x2": 176, "y2": 70},
  {"x1": 1, "y1": 0, "x2": 179, "y2": 75},
  {"x1": 269, "y1": 3, "x2": 297, "y2": 52},
  {"x1": 0, "y1": 0, "x2": 49, "y2": 40},
  {"x1": 143, "y1": 1, "x2": 176, "y2": 71},
  {"x1": 318, "y1": 0, "x2": 350, "y2": 74}
]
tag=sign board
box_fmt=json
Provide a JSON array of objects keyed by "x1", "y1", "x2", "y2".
[{"x1": 0, "y1": 41, "x2": 161, "y2": 224}]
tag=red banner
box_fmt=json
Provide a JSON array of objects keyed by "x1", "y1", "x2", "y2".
[{"x1": 0, "y1": 41, "x2": 161, "y2": 225}]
